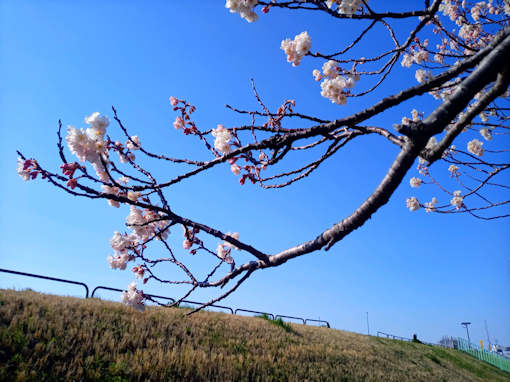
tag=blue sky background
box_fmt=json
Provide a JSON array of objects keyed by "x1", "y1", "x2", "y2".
[{"x1": 1, "y1": 0, "x2": 509, "y2": 346}]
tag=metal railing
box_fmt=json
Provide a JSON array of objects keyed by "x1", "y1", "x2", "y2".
[
  {"x1": 4, "y1": 267, "x2": 509, "y2": 372},
  {"x1": 305, "y1": 319, "x2": 330, "y2": 328},
  {"x1": 91, "y1": 286, "x2": 124, "y2": 298},
  {"x1": 377, "y1": 331, "x2": 412, "y2": 342},
  {"x1": 92, "y1": 285, "x2": 176, "y2": 304},
  {"x1": 0, "y1": 267, "x2": 325, "y2": 328},
  {"x1": 275, "y1": 315, "x2": 305, "y2": 324},
  {"x1": 173, "y1": 299, "x2": 234, "y2": 315},
  {"x1": 235, "y1": 308, "x2": 274, "y2": 320},
  {"x1": 0, "y1": 268, "x2": 89, "y2": 298}
]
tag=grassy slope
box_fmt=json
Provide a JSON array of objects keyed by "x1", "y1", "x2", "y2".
[{"x1": 0, "y1": 290, "x2": 508, "y2": 381}]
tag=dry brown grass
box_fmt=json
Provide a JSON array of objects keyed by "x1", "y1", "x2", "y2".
[{"x1": 1, "y1": 289, "x2": 508, "y2": 381}]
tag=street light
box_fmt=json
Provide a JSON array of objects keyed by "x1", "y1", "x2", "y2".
[{"x1": 461, "y1": 322, "x2": 471, "y2": 346}]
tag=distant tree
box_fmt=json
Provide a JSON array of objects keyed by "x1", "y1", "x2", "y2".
[{"x1": 18, "y1": 1, "x2": 510, "y2": 311}]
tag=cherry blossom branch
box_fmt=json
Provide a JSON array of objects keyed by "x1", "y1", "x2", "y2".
[
  {"x1": 18, "y1": 2, "x2": 510, "y2": 313},
  {"x1": 259, "y1": 1, "x2": 433, "y2": 20},
  {"x1": 424, "y1": 66, "x2": 510, "y2": 163}
]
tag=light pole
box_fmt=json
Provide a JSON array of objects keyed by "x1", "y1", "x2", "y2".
[
  {"x1": 461, "y1": 322, "x2": 471, "y2": 346},
  {"x1": 484, "y1": 320, "x2": 491, "y2": 349},
  {"x1": 366, "y1": 312, "x2": 370, "y2": 335}
]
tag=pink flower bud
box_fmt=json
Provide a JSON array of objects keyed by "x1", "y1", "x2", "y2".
[
  {"x1": 60, "y1": 162, "x2": 80, "y2": 178},
  {"x1": 173, "y1": 116, "x2": 184, "y2": 130},
  {"x1": 66, "y1": 178, "x2": 78, "y2": 189},
  {"x1": 169, "y1": 96, "x2": 178, "y2": 106},
  {"x1": 231, "y1": 164, "x2": 241, "y2": 176},
  {"x1": 132, "y1": 265, "x2": 145, "y2": 279},
  {"x1": 183, "y1": 239, "x2": 192, "y2": 250}
]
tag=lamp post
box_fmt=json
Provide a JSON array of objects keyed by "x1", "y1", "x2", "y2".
[
  {"x1": 461, "y1": 322, "x2": 471, "y2": 346},
  {"x1": 484, "y1": 320, "x2": 491, "y2": 349},
  {"x1": 366, "y1": 312, "x2": 370, "y2": 335}
]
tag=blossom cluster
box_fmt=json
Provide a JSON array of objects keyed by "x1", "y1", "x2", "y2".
[
  {"x1": 108, "y1": 231, "x2": 137, "y2": 270},
  {"x1": 425, "y1": 197, "x2": 438, "y2": 213},
  {"x1": 63, "y1": 112, "x2": 145, "y2": 194},
  {"x1": 439, "y1": 0, "x2": 460, "y2": 22},
  {"x1": 313, "y1": 60, "x2": 359, "y2": 105},
  {"x1": 404, "y1": 1, "x2": 508, "y2": 73},
  {"x1": 170, "y1": 97, "x2": 199, "y2": 135},
  {"x1": 415, "y1": 69, "x2": 432, "y2": 84},
  {"x1": 132, "y1": 264, "x2": 146, "y2": 279},
  {"x1": 432, "y1": 38, "x2": 455, "y2": 64},
  {"x1": 410, "y1": 177, "x2": 422, "y2": 188},
  {"x1": 212, "y1": 124, "x2": 233, "y2": 154},
  {"x1": 401, "y1": 42, "x2": 429, "y2": 68},
  {"x1": 450, "y1": 190, "x2": 463, "y2": 209},
  {"x1": 126, "y1": 136, "x2": 141, "y2": 151},
  {"x1": 225, "y1": 0, "x2": 258, "y2": 22},
  {"x1": 326, "y1": 0, "x2": 366, "y2": 15},
  {"x1": 66, "y1": 112, "x2": 109, "y2": 164},
  {"x1": 480, "y1": 128, "x2": 492, "y2": 141},
  {"x1": 407, "y1": 195, "x2": 440, "y2": 213},
  {"x1": 112, "y1": 206, "x2": 170, "y2": 307},
  {"x1": 281, "y1": 31, "x2": 311, "y2": 67},
  {"x1": 406, "y1": 196, "x2": 420, "y2": 212},
  {"x1": 448, "y1": 164, "x2": 459, "y2": 176},
  {"x1": 401, "y1": 109, "x2": 423, "y2": 126},
  {"x1": 107, "y1": 205, "x2": 169, "y2": 290},
  {"x1": 121, "y1": 282, "x2": 145, "y2": 312},
  {"x1": 232, "y1": 154, "x2": 267, "y2": 185},
  {"x1": 128, "y1": 206, "x2": 169, "y2": 242},
  {"x1": 16, "y1": 158, "x2": 39, "y2": 181},
  {"x1": 467, "y1": 138, "x2": 484, "y2": 157},
  {"x1": 181, "y1": 225, "x2": 207, "y2": 255},
  {"x1": 217, "y1": 244, "x2": 235, "y2": 264},
  {"x1": 216, "y1": 232, "x2": 240, "y2": 264}
]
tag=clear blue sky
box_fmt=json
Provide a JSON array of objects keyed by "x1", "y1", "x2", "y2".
[{"x1": 1, "y1": 1, "x2": 509, "y2": 346}]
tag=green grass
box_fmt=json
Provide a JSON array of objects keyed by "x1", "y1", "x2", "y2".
[
  {"x1": 257, "y1": 313, "x2": 293, "y2": 333},
  {"x1": 1, "y1": 289, "x2": 509, "y2": 381}
]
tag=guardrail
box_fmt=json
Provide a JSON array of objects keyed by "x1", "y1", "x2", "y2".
[
  {"x1": 305, "y1": 319, "x2": 330, "y2": 328},
  {"x1": 92, "y1": 285, "x2": 176, "y2": 304},
  {"x1": 0, "y1": 267, "x2": 325, "y2": 328},
  {"x1": 92, "y1": 286, "x2": 124, "y2": 298},
  {"x1": 174, "y1": 299, "x2": 234, "y2": 315},
  {"x1": 377, "y1": 331, "x2": 412, "y2": 342},
  {"x1": 275, "y1": 315, "x2": 305, "y2": 324},
  {"x1": 376, "y1": 332, "x2": 451, "y2": 347},
  {"x1": 0, "y1": 268, "x2": 89, "y2": 298},
  {"x1": 235, "y1": 308, "x2": 274, "y2": 320}
]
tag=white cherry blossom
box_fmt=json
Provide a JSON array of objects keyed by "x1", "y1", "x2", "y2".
[
  {"x1": 406, "y1": 197, "x2": 420, "y2": 212},
  {"x1": 281, "y1": 31, "x2": 311, "y2": 67},
  {"x1": 467, "y1": 139, "x2": 484, "y2": 156}
]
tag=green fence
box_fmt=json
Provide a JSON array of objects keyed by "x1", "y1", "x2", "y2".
[{"x1": 456, "y1": 337, "x2": 510, "y2": 373}]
